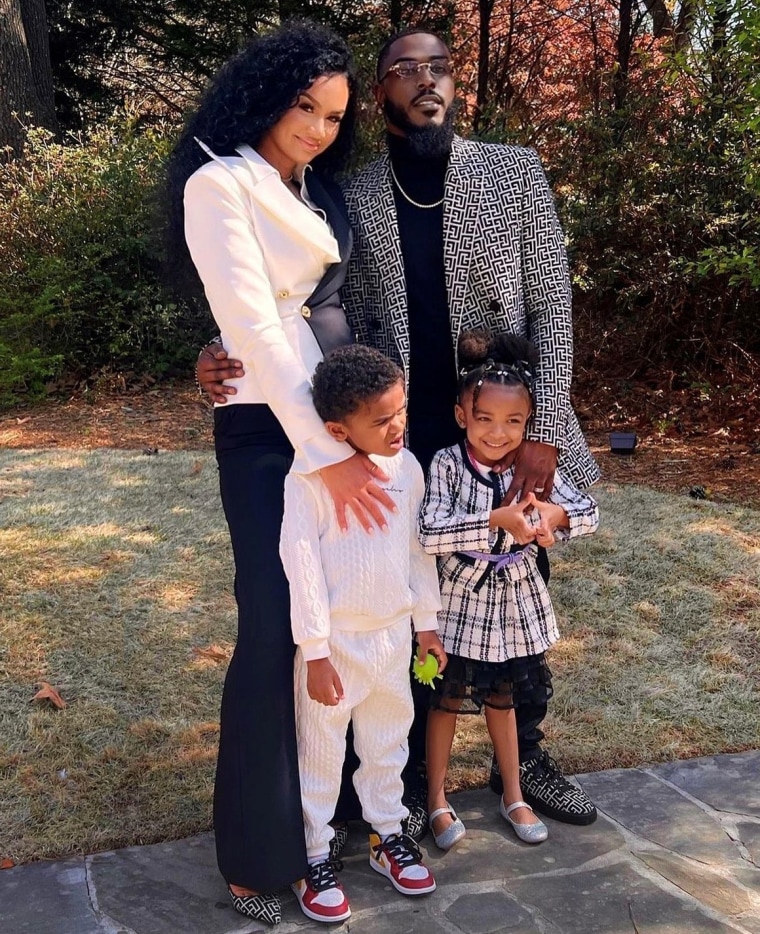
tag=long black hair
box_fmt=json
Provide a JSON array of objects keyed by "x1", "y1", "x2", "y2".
[{"x1": 164, "y1": 19, "x2": 357, "y2": 306}]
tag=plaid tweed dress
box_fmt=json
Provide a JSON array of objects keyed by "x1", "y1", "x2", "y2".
[{"x1": 418, "y1": 442, "x2": 599, "y2": 711}]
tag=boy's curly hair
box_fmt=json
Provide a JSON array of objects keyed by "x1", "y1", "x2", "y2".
[
  {"x1": 312, "y1": 345, "x2": 403, "y2": 423},
  {"x1": 164, "y1": 19, "x2": 357, "y2": 307}
]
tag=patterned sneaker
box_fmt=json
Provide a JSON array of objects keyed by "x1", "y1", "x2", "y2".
[
  {"x1": 368, "y1": 832, "x2": 436, "y2": 895},
  {"x1": 400, "y1": 784, "x2": 428, "y2": 841},
  {"x1": 519, "y1": 751, "x2": 597, "y2": 825},
  {"x1": 292, "y1": 859, "x2": 351, "y2": 924}
]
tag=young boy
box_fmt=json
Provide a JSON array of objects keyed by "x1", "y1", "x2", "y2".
[{"x1": 280, "y1": 344, "x2": 446, "y2": 924}]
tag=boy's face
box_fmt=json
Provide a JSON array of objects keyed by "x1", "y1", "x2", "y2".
[{"x1": 327, "y1": 380, "x2": 407, "y2": 457}]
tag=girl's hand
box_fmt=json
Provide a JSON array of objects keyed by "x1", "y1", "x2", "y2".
[
  {"x1": 306, "y1": 658, "x2": 344, "y2": 706},
  {"x1": 319, "y1": 453, "x2": 395, "y2": 534},
  {"x1": 533, "y1": 501, "x2": 569, "y2": 548},
  {"x1": 416, "y1": 631, "x2": 448, "y2": 674},
  {"x1": 490, "y1": 492, "x2": 539, "y2": 545}
]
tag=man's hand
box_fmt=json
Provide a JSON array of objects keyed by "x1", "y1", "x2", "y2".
[
  {"x1": 319, "y1": 453, "x2": 395, "y2": 534},
  {"x1": 502, "y1": 440, "x2": 558, "y2": 504},
  {"x1": 490, "y1": 491, "x2": 539, "y2": 544},
  {"x1": 306, "y1": 657, "x2": 344, "y2": 706},
  {"x1": 416, "y1": 630, "x2": 447, "y2": 674},
  {"x1": 196, "y1": 342, "x2": 244, "y2": 404}
]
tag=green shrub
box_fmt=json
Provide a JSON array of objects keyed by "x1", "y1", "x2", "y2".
[{"x1": 0, "y1": 119, "x2": 208, "y2": 405}]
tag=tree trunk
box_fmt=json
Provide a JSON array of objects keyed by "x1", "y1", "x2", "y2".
[
  {"x1": 0, "y1": 0, "x2": 57, "y2": 158},
  {"x1": 474, "y1": 0, "x2": 494, "y2": 131}
]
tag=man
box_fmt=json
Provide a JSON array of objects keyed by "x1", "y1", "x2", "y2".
[{"x1": 198, "y1": 29, "x2": 600, "y2": 827}]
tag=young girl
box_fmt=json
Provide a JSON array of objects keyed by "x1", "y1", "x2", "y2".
[{"x1": 418, "y1": 329, "x2": 599, "y2": 850}]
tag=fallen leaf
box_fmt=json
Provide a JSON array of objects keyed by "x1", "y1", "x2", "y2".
[
  {"x1": 192, "y1": 644, "x2": 229, "y2": 662},
  {"x1": 190, "y1": 460, "x2": 203, "y2": 475},
  {"x1": 16, "y1": 417, "x2": 30, "y2": 425},
  {"x1": 0, "y1": 858, "x2": 15, "y2": 870},
  {"x1": 31, "y1": 682, "x2": 67, "y2": 709}
]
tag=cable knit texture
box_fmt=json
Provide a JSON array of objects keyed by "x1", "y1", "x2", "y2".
[{"x1": 280, "y1": 448, "x2": 441, "y2": 661}]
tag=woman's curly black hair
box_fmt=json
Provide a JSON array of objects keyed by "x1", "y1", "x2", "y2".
[
  {"x1": 312, "y1": 345, "x2": 404, "y2": 423},
  {"x1": 164, "y1": 19, "x2": 357, "y2": 306},
  {"x1": 457, "y1": 329, "x2": 538, "y2": 409}
]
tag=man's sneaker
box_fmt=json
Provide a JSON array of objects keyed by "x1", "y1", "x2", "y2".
[
  {"x1": 368, "y1": 832, "x2": 436, "y2": 895},
  {"x1": 401, "y1": 784, "x2": 428, "y2": 841},
  {"x1": 518, "y1": 751, "x2": 597, "y2": 825},
  {"x1": 292, "y1": 859, "x2": 351, "y2": 923}
]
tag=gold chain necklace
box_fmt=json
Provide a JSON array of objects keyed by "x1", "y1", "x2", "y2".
[{"x1": 390, "y1": 162, "x2": 444, "y2": 209}]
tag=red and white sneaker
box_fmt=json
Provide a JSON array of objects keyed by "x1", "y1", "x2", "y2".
[
  {"x1": 368, "y1": 832, "x2": 436, "y2": 895},
  {"x1": 292, "y1": 859, "x2": 351, "y2": 923}
]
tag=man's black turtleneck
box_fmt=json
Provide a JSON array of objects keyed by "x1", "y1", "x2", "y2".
[{"x1": 387, "y1": 133, "x2": 460, "y2": 472}]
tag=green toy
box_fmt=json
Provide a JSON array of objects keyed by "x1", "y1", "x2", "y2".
[{"x1": 413, "y1": 653, "x2": 442, "y2": 688}]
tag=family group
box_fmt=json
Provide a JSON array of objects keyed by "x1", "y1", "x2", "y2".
[{"x1": 164, "y1": 19, "x2": 601, "y2": 926}]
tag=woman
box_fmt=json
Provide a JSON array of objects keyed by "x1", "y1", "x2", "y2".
[{"x1": 165, "y1": 21, "x2": 391, "y2": 924}]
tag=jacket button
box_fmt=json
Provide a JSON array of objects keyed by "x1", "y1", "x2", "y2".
[
  {"x1": 301, "y1": 305, "x2": 312, "y2": 319},
  {"x1": 277, "y1": 289, "x2": 289, "y2": 299}
]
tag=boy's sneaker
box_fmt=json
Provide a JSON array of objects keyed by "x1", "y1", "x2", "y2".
[
  {"x1": 368, "y1": 832, "x2": 436, "y2": 895},
  {"x1": 292, "y1": 859, "x2": 351, "y2": 923}
]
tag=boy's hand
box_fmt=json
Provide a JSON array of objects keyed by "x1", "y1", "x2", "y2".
[
  {"x1": 196, "y1": 342, "x2": 244, "y2": 404},
  {"x1": 416, "y1": 631, "x2": 447, "y2": 674},
  {"x1": 490, "y1": 492, "x2": 538, "y2": 545},
  {"x1": 306, "y1": 658, "x2": 344, "y2": 706}
]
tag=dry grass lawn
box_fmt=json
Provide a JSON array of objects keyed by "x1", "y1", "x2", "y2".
[{"x1": 1, "y1": 449, "x2": 759, "y2": 864}]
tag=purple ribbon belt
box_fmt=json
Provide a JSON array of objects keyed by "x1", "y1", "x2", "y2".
[{"x1": 461, "y1": 550, "x2": 525, "y2": 572}]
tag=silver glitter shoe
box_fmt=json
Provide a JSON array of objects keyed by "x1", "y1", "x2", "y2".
[
  {"x1": 499, "y1": 798, "x2": 548, "y2": 843},
  {"x1": 429, "y1": 805, "x2": 466, "y2": 850}
]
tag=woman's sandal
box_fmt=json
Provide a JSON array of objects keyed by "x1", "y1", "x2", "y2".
[
  {"x1": 228, "y1": 887, "x2": 282, "y2": 925},
  {"x1": 499, "y1": 798, "x2": 548, "y2": 844},
  {"x1": 429, "y1": 804, "x2": 466, "y2": 850}
]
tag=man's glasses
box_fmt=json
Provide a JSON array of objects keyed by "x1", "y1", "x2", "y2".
[{"x1": 381, "y1": 60, "x2": 453, "y2": 81}]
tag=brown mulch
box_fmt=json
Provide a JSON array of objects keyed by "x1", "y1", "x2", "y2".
[{"x1": 2, "y1": 379, "x2": 759, "y2": 508}]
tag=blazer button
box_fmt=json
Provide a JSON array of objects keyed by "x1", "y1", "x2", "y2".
[
  {"x1": 301, "y1": 305, "x2": 312, "y2": 319},
  {"x1": 277, "y1": 289, "x2": 289, "y2": 299}
]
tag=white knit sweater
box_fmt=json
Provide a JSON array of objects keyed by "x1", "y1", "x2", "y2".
[{"x1": 280, "y1": 449, "x2": 442, "y2": 661}]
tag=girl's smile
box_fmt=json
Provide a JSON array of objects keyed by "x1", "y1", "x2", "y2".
[{"x1": 456, "y1": 382, "x2": 532, "y2": 468}]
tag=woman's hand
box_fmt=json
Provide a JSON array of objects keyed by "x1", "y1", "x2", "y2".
[
  {"x1": 196, "y1": 342, "x2": 244, "y2": 404},
  {"x1": 499, "y1": 440, "x2": 557, "y2": 504},
  {"x1": 319, "y1": 453, "x2": 395, "y2": 533},
  {"x1": 489, "y1": 491, "x2": 538, "y2": 545}
]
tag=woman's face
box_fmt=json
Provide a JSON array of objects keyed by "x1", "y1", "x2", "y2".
[{"x1": 257, "y1": 73, "x2": 349, "y2": 177}]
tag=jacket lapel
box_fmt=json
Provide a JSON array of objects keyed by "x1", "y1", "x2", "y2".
[
  {"x1": 234, "y1": 145, "x2": 341, "y2": 263},
  {"x1": 351, "y1": 154, "x2": 409, "y2": 370},
  {"x1": 303, "y1": 172, "x2": 353, "y2": 306},
  {"x1": 444, "y1": 137, "x2": 483, "y2": 352}
]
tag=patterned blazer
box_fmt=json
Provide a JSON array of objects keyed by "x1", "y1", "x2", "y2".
[{"x1": 341, "y1": 136, "x2": 600, "y2": 491}]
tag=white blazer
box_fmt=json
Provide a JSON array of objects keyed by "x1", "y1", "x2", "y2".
[{"x1": 184, "y1": 144, "x2": 350, "y2": 474}]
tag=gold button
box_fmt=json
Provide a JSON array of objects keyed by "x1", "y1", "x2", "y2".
[
  {"x1": 301, "y1": 305, "x2": 312, "y2": 319},
  {"x1": 276, "y1": 289, "x2": 289, "y2": 299}
]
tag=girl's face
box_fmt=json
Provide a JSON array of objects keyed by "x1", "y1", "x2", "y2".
[
  {"x1": 455, "y1": 382, "x2": 531, "y2": 467},
  {"x1": 257, "y1": 73, "x2": 349, "y2": 178}
]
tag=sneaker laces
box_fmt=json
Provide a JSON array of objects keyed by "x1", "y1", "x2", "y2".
[
  {"x1": 525, "y1": 751, "x2": 568, "y2": 787},
  {"x1": 373, "y1": 833, "x2": 422, "y2": 869},
  {"x1": 306, "y1": 859, "x2": 341, "y2": 893}
]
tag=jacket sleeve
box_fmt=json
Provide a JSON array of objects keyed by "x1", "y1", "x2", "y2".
[
  {"x1": 418, "y1": 450, "x2": 506, "y2": 554},
  {"x1": 548, "y1": 470, "x2": 600, "y2": 540},
  {"x1": 407, "y1": 457, "x2": 442, "y2": 632},
  {"x1": 184, "y1": 165, "x2": 351, "y2": 474},
  {"x1": 279, "y1": 474, "x2": 333, "y2": 660},
  {"x1": 519, "y1": 149, "x2": 573, "y2": 454}
]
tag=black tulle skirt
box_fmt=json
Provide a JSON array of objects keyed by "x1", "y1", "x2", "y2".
[{"x1": 429, "y1": 652, "x2": 553, "y2": 715}]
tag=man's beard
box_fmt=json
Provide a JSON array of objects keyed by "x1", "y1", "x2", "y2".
[{"x1": 384, "y1": 97, "x2": 457, "y2": 158}]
